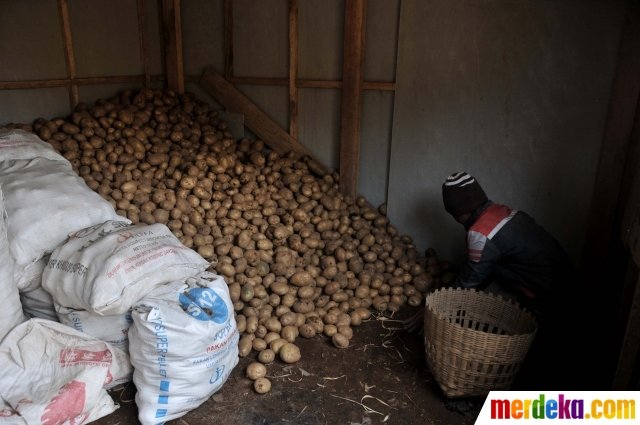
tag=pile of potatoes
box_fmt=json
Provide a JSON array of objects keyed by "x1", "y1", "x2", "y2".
[{"x1": 21, "y1": 88, "x2": 454, "y2": 375}]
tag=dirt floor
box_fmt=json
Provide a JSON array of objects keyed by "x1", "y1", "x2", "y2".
[{"x1": 95, "y1": 307, "x2": 484, "y2": 425}]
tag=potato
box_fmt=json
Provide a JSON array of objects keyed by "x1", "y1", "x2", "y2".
[
  {"x1": 354, "y1": 307, "x2": 371, "y2": 321},
  {"x1": 297, "y1": 286, "x2": 315, "y2": 299},
  {"x1": 241, "y1": 283, "x2": 255, "y2": 302},
  {"x1": 246, "y1": 362, "x2": 267, "y2": 380},
  {"x1": 254, "y1": 377, "x2": 271, "y2": 394},
  {"x1": 265, "y1": 317, "x2": 282, "y2": 333},
  {"x1": 279, "y1": 343, "x2": 301, "y2": 364},
  {"x1": 252, "y1": 338, "x2": 267, "y2": 351},
  {"x1": 332, "y1": 333, "x2": 349, "y2": 349},
  {"x1": 121, "y1": 181, "x2": 137, "y2": 193},
  {"x1": 337, "y1": 325, "x2": 353, "y2": 339},
  {"x1": 238, "y1": 336, "x2": 253, "y2": 357},
  {"x1": 236, "y1": 314, "x2": 247, "y2": 333},
  {"x1": 323, "y1": 324, "x2": 337, "y2": 337},
  {"x1": 280, "y1": 325, "x2": 298, "y2": 342},
  {"x1": 262, "y1": 332, "x2": 280, "y2": 344},
  {"x1": 279, "y1": 312, "x2": 297, "y2": 327},
  {"x1": 258, "y1": 349, "x2": 276, "y2": 364},
  {"x1": 290, "y1": 271, "x2": 312, "y2": 287},
  {"x1": 246, "y1": 316, "x2": 259, "y2": 334},
  {"x1": 298, "y1": 323, "x2": 316, "y2": 338},
  {"x1": 269, "y1": 338, "x2": 288, "y2": 354}
]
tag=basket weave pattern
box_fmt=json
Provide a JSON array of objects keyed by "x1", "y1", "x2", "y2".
[{"x1": 424, "y1": 288, "x2": 538, "y2": 397}]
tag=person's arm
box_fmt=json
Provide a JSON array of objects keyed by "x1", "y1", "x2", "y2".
[{"x1": 455, "y1": 232, "x2": 501, "y2": 289}]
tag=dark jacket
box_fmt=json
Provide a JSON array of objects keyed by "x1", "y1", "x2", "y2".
[{"x1": 456, "y1": 201, "x2": 574, "y2": 312}]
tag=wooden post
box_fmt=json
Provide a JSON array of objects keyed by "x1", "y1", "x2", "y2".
[
  {"x1": 288, "y1": 0, "x2": 299, "y2": 140},
  {"x1": 162, "y1": 0, "x2": 184, "y2": 93},
  {"x1": 137, "y1": 0, "x2": 151, "y2": 87},
  {"x1": 224, "y1": 0, "x2": 234, "y2": 79},
  {"x1": 339, "y1": 0, "x2": 367, "y2": 199},
  {"x1": 57, "y1": 0, "x2": 79, "y2": 108}
]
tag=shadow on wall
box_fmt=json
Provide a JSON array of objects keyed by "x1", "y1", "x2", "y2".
[{"x1": 412, "y1": 194, "x2": 467, "y2": 263}]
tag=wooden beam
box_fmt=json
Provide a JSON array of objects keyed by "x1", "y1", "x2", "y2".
[
  {"x1": 288, "y1": 0, "x2": 299, "y2": 139},
  {"x1": 162, "y1": 0, "x2": 184, "y2": 93},
  {"x1": 339, "y1": 0, "x2": 367, "y2": 199},
  {"x1": 200, "y1": 68, "x2": 327, "y2": 168},
  {"x1": 0, "y1": 75, "x2": 161, "y2": 90},
  {"x1": 57, "y1": 0, "x2": 79, "y2": 108},
  {"x1": 582, "y1": 3, "x2": 640, "y2": 282},
  {"x1": 224, "y1": 0, "x2": 234, "y2": 79},
  {"x1": 224, "y1": 76, "x2": 396, "y2": 91},
  {"x1": 137, "y1": 0, "x2": 151, "y2": 87}
]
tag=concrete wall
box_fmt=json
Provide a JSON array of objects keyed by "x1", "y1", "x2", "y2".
[{"x1": 388, "y1": 0, "x2": 627, "y2": 264}]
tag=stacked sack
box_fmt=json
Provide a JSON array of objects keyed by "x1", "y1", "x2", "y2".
[
  {"x1": 129, "y1": 272, "x2": 239, "y2": 425},
  {"x1": 42, "y1": 220, "x2": 239, "y2": 425},
  {"x1": 0, "y1": 184, "x2": 27, "y2": 343},
  {"x1": 0, "y1": 130, "x2": 239, "y2": 424},
  {"x1": 0, "y1": 319, "x2": 133, "y2": 424},
  {"x1": 42, "y1": 220, "x2": 210, "y2": 350},
  {"x1": 0, "y1": 130, "x2": 134, "y2": 424},
  {"x1": 0, "y1": 129, "x2": 125, "y2": 322}
]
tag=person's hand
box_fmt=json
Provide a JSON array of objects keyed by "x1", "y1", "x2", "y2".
[{"x1": 402, "y1": 307, "x2": 425, "y2": 334}]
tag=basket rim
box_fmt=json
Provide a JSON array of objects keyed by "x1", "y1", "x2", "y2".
[{"x1": 425, "y1": 287, "x2": 538, "y2": 337}]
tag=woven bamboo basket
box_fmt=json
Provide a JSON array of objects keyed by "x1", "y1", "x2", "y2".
[{"x1": 424, "y1": 288, "x2": 538, "y2": 398}]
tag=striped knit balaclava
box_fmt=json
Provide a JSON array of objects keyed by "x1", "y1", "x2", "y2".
[{"x1": 442, "y1": 172, "x2": 488, "y2": 217}]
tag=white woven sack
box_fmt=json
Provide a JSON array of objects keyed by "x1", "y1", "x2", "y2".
[
  {"x1": 43, "y1": 220, "x2": 210, "y2": 315},
  {"x1": 129, "y1": 272, "x2": 239, "y2": 425},
  {"x1": 56, "y1": 305, "x2": 133, "y2": 353},
  {"x1": 0, "y1": 319, "x2": 133, "y2": 424},
  {"x1": 0, "y1": 153, "x2": 125, "y2": 274},
  {"x1": 0, "y1": 398, "x2": 26, "y2": 425},
  {"x1": 16, "y1": 256, "x2": 47, "y2": 292},
  {"x1": 0, "y1": 129, "x2": 67, "y2": 163},
  {"x1": 0, "y1": 186, "x2": 27, "y2": 343}
]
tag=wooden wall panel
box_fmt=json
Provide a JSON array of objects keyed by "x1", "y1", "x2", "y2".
[
  {"x1": 182, "y1": 0, "x2": 224, "y2": 76},
  {"x1": 360, "y1": 90, "x2": 394, "y2": 208},
  {"x1": 298, "y1": 0, "x2": 343, "y2": 80},
  {"x1": 299, "y1": 88, "x2": 341, "y2": 170},
  {"x1": 0, "y1": 89, "x2": 69, "y2": 125},
  {"x1": 233, "y1": 0, "x2": 288, "y2": 78},
  {"x1": 0, "y1": 0, "x2": 66, "y2": 80},
  {"x1": 364, "y1": 0, "x2": 400, "y2": 81},
  {"x1": 69, "y1": 0, "x2": 141, "y2": 77}
]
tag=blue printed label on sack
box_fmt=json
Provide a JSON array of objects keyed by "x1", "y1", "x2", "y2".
[{"x1": 179, "y1": 288, "x2": 228, "y2": 323}]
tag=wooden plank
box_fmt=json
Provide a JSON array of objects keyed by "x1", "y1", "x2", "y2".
[
  {"x1": 200, "y1": 68, "x2": 328, "y2": 171},
  {"x1": 339, "y1": 0, "x2": 367, "y2": 199},
  {"x1": 57, "y1": 0, "x2": 79, "y2": 108},
  {"x1": 363, "y1": 81, "x2": 396, "y2": 91},
  {"x1": 613, "y1": 273, "x2": 640, "y2": 389},
  {"x1": 162, "y1": 0, "x2": 184, "y2": 93},
  {"x1": 224, "y1": 0, "x2": 234, "y2": 79},
  {"x1": 582, "y1": 3, "x2": 640, "y2": 280},
  {"x1": 225, "y1": 76, "x2": 395, "y2": 91},
  {"x1": 137, "y1": 0, "x2": 151, "y2": 87},
  {"x1": 0, "y1": 75, "x2": 154, "y2": 90},
  {"x1": 288, "y1": 0, "x2": 299, "y2": 139}
]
